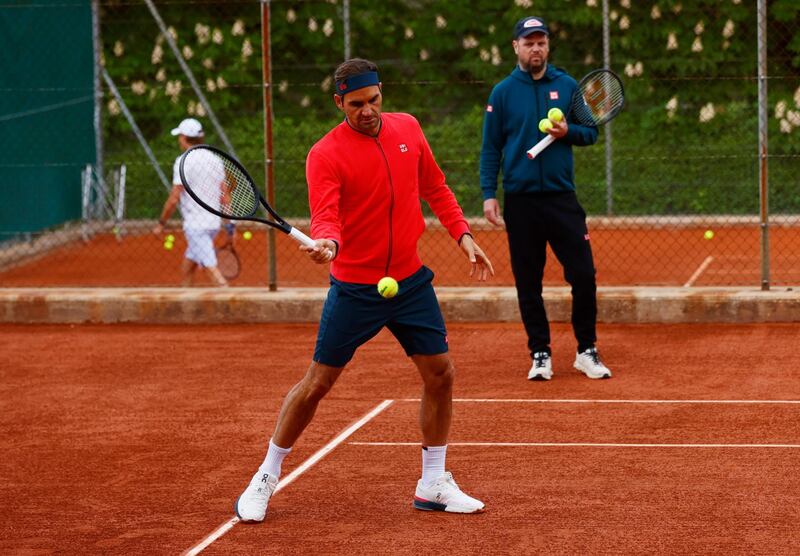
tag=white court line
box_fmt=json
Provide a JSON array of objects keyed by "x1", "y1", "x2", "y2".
[
  {"x1": 349, "y1": 441, "x2": 800, "y2": 449},
  {"x1": 683, "y1": 255, "x2": 714, "y2": 287},
  {"x1": 182, "y1": 399, "x2": 394, "y2": 556},
  {"x1": 399, "y1": 398, "x2": 800, "y2": 404}
]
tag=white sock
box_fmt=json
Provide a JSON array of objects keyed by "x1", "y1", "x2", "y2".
[
  {"x1": 421, "y1": 445, "x2": 447, "y2": 486},
  {"x1": 259, "y1": 439, "x2": 291, "y2": 479}
]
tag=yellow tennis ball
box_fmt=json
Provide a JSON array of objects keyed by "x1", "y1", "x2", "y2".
[
  {"x1": 377, "y1": 276, "x2": 399, "y2": 299},
  {"x1": 548, "y1": 107, "x2": 564, "y2": 122},
  {"x1": 704, "y1": 230, "x2": 714, "y2": 240},
  {"x1": 165, "y1": 234, "x2": 175, "y2": 242},
  {"x1": 538, "y1": 118, "x2": 554, "y2": 133},
  {"x1": 163, "y1": 241, "x2": 174, "y2": 250},
  {"x1": 243, "y1": 230, "x2": 253, "y2": 240}
]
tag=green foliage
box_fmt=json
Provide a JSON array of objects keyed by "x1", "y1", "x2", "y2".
[{"x1": 100, "y1": 0, "x2": 800, "y2": 219}]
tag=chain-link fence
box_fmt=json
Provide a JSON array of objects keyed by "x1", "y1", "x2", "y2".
[{"x1": 1, "y1": 0, "x2": 798, "y2": 288}]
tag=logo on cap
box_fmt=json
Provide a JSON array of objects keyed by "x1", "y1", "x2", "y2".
[
  {"x1": 339, "y1": 82, "x2": 347, "y2": 91},
  {"x1": 524, "y1": 18, "x2": 544, "y2": 28}
]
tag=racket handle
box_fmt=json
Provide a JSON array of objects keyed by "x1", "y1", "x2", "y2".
[
  {"x1": 526, "y1": 134, "x2": 556, "y2": 160},
  {"x1": 288, "y1": 226, "x2": 316, "y2": 248},
  {"x1": 288, "y1": 226, "x2": 335, "y2": 260}
]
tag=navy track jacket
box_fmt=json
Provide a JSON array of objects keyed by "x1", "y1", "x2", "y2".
[{"x1": 480, "y1": 65, "x2": 598, "y2": 200}]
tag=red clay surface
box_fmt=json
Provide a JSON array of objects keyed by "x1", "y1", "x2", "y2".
[
  {"x1": 2, "y1": 225, "x2": 800, "y2": 287},
  {"x1": 2, "y1": 322, "x2": 799, "y2": 554}
]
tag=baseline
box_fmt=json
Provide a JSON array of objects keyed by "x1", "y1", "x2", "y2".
[
  {"x1": 350, "y1": 442, "x2": 800, "y2": 449},
  {"x1": 399, "y1": 398, "x2": 800, "y2": 404},
  {"x1": 182, "y1": 399, "x2": 395, "y2": 556}
]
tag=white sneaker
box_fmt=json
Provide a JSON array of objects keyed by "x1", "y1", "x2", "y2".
[
  {"x1": 574, "y1": 347, "x2": 612, "y2": 379},
  {"x1": 527, "y1": 351, "x2": 553, "y2": 381},
  {"x1": 234, "y1": 471, "x2": 278, "y2": 522},
  {"x1": 413, "y1": 471, "x2": 485, "y2": 514}
]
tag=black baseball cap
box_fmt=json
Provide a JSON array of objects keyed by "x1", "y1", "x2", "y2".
[{"x1": 514, "y1": 16, "x2": 549, "y2": 39}]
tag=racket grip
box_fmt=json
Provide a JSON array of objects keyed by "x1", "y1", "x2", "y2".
[
  {"x1": 288, "y1": 226, "x2": 316, "y2": 248},
  {"x1": 526, "y1": 134, "x2": 556, "y2": 159},
  {"x1": 289, "y1": 226, "x2": 334, "y2": 260}
]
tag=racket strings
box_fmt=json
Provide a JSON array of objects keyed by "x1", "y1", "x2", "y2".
[
  {"x1": 574, "y1": 73, "x2": 624, "y2": 126},
  {"x1": 182, "y1": 149, "x2": 258, "y2": 218}
]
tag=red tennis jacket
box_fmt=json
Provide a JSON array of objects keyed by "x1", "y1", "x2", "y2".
[{"x1": 306, "y1": 112, "x2": 470, "y2": 284}]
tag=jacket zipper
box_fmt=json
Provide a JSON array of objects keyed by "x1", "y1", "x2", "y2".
[
  {"x1": 375, "y1": 139, "x2": 394, "y2": 275},
  {"x1": 535, "y1": 82, "x2": 545, "y2": 192}
]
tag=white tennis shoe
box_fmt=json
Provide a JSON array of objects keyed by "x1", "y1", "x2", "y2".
[
  {"x1": 234, "y1": 471, "x2": 278, "y2": 522},
  {"x1": 574, "y1": 347, "x2": 612, "y2": 379},
  {"x1": 413, "y1": 472, "x2": 485, "y2": 514},
  {"x1": 527, "y1": 351, "x2": 553, "y2": 381}
]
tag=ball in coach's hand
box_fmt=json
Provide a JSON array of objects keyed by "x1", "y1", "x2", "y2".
[
  {"x1": 243, "y1": 231, "x2": 253, "y2": 240},
  {"x1": 377, "y1": 276, "x2": 399, "y2": 299},
  {"x1": 163, "y1": 241, "x2": 174, "y2": 250},
  {"x1": 539, "y1": 118, "x2": 554, "y2": 133},
  {"x1": 548, "y1": 107, "x2": 564, "y2": 122},
  {"x1": 166, "y1": 234, "x2": 175, "y2": 243}
]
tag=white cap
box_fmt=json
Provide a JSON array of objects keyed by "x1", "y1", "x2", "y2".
[{"x1": 170, "y1": 118, "x2": 204, "y2": 138}]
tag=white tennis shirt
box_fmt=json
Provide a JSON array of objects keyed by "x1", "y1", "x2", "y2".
[{"x1": 173, "y1": 152, "x2": 222, "y2": 231}]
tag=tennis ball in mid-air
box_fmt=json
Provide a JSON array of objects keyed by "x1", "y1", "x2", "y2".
[
  {"x1": 166, "y1": 234, "x2": 175, "y2": 243},
  {"x1": 243, "y1": 230, "x2": 253, "y2": 240},
  {"x1": 163, "y1": 241, "x2": 174, "y2": 250},
  {"x1": 377, "y1": 276, "x2": 399, "y2": 299},
  {"x1": 704, "y1": 229, "x2": 714, "y2": 240},
  {"x1": 548, "y1": 107, "x2": 564, "y2": 122},
  {"x1": 539, "y1": 118, "x2": 554, "y2": 133}
]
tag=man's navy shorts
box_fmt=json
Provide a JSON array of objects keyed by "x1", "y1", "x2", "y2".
[{"x1": 313, "y1": 265, "x2": 448, "y2": 367}]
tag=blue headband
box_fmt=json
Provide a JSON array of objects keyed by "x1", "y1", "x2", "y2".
[{"x1": 335, "y1": 71, "x2": 380, "y2": 96}]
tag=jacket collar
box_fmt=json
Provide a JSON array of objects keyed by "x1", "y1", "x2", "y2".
[{"x1": 341, "y1": 116, "x2": 384, "y2": 138}]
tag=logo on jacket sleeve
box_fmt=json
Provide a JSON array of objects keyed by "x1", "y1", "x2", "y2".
[
  {"x1": 486, "y1": 104, "x2": 493, "y2": 112},
  {"x1": 549, "y1": 91, "x2": 559, "y2": 100},
  {"x1": 398, "y1": 143, "x2": 408, "y2": 153}
]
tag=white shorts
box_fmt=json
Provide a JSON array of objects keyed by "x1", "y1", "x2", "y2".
[{"x1": 184, "y1": 229, "x2": 218, "y2": 267}]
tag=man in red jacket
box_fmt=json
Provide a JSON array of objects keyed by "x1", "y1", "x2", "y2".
[{"x1": 235, "y1": 58, "x2": 493, "y2": 522}]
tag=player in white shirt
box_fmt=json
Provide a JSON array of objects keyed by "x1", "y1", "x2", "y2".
[{"x1": 153, "y1": 118, "x2": 229, "y2": 287}]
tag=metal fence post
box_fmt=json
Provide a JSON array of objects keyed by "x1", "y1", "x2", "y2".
[
  {"x1": 602, "y1": 0, "x2": 613, "y2": 215},
  {"x1": 262, "y1": 0, "x2": 278, "y2": 291},
  {"x1": 757, "y1": 0, "x2": 770, "y2": 291}
]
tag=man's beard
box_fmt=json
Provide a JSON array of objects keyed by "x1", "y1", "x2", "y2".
[{"x1": 520, "y1": 59, "x2": 546, "y2": 74}]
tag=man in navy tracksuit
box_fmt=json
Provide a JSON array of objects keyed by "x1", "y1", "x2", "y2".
[{"x1": 480, "y1": 16, "x2": 612, "y2": 381}]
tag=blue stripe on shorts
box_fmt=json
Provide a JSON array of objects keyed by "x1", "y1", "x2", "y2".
[{"x1": 313, "y1": 266, "x2": 448, "y2": 368}]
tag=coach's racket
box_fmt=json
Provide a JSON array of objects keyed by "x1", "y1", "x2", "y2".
[
  {"x1": 216, "y1": 245, "x2": 241, "y2": 280},
  {"x1": 179, "y1": 145, "x2": 331, "y2": 258},
  {"x1": 526, "y1": 69, "x2": 625, "y2": 160}
]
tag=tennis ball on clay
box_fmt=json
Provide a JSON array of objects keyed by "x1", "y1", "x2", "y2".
[
  {"x1": 539, "y1": 118, "x2": 554, "y2": 133},
  {"x1": 242, "y1": 230, "x2": 253, "y2": 240},
  {"x1": 704, "y1": 229, "x2": 714, "y2": 240},
  {"x1": 377, "y1": 276, "x2": 399, "y2": 299},
  {"x1": 548, "y1": 107, "x2": 564, "y2": 122},
  {"x1": 166, "y1": 234, "x2": 175, "y2": 243},
  {"x1": 163, "y1": 241, "x2": 174, "y2": 250}
]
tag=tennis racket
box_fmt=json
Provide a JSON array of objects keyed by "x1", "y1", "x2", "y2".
[
  {"x1": 216, "y1": 245, "x2": 241, "y2": 280},
  {"x1": 526, "y1": 69, "x2": 625, "y2": 160},
  {"x1": 179, "y1": 145, "x2": 332, "y2": 258}
]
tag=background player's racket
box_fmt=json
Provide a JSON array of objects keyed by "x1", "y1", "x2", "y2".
[
  {"x1": 179, "y1": 145, "x2": 331, "y2": 258},
  {"x1": 215, "y1": 245, "x2": 240, "y2": 280},
  {"x1": 526, "y1": 69, "x2": 625, "y2": 160}
]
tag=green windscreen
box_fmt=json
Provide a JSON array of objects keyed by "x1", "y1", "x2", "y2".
[{"x1": 0, "y1": 0, "x2": 96, "y2": 238}]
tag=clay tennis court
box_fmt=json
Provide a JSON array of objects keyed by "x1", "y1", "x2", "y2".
[
  {"x1": 3, "y1": 322, "x2": 798, "y2": 554},
  {"x1": 2, "y1": 220, "x2": 800, "y2": 287}
]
